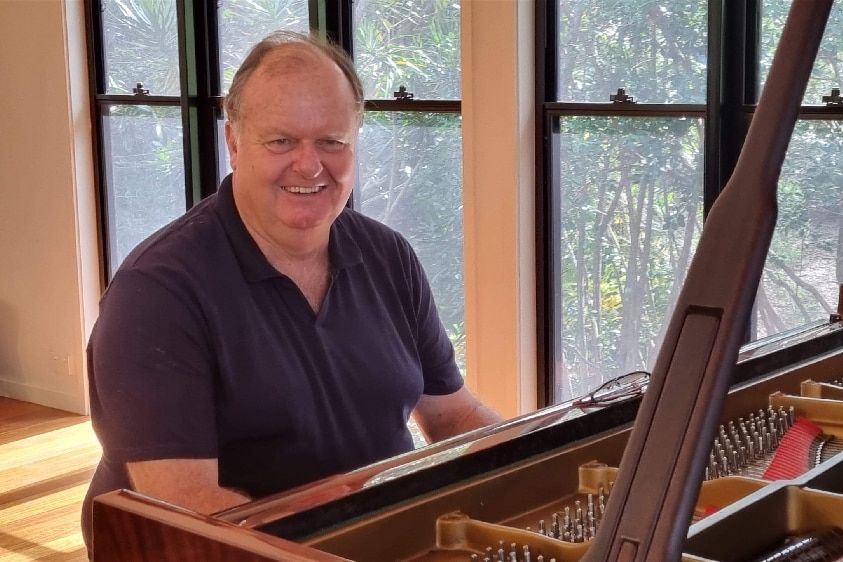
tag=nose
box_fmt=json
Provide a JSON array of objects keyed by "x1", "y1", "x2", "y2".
[{"x1": 292, "y1": 141, "x2": 323, "y2": 180}]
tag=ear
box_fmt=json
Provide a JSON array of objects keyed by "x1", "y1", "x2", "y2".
[{"x1": 224, "y1": 121, "x2": 238, "y2": 170}]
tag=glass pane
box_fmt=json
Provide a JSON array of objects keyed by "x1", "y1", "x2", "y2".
[
  {"x1": 557, "y1": 0, "x2": 708, "y2": 104},
  {"x1": 357, "y1": 112, "x2": 465, "y2": 372},
  {"x1": 756, "y1": 120, "x2": 843, "y2": 338},
  {"x1": 352, "y1": 0, "x2": 461, "y2": 100},
  {"x1": 104, "y1": 105, "x2": 185, "y2": 274},
  {"x1": 760, "y1": 1, "x2": 843, "y2": 104},
  {"x1": 217, "y1": 0, "x2": 310, "y2": 93},
  {"x1": 555, "y1": 116, "x2": 705, "y2": 402},
  {"x1": 218, "y1": 118, "x2": 232, "y2": 181},
  {"x1": 102, "y1": 0, "x2": 180, "y2": 95}
]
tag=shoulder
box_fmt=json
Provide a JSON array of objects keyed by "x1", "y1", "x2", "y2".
[
  {"x1": 103, "y1": 195, "x2": 234, "y2": 309},
  {"x1": 334, "y1": 208, "x2": 415, "y2": 260},
  {"x1": 119, "y1": 196, "x2": 222, "y2": 272},
  {"x1": 332, "y1": 209, "x2": 432, "y2": 305}
]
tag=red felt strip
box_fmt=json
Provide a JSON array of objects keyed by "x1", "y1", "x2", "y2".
[{"x1": 761, "y1": 416, "x2": 823, "y2": 481}]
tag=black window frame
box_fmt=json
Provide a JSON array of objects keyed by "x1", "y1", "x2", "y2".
[{"x1": 535, "y1": 0, "x2": 843, "y2": 407}]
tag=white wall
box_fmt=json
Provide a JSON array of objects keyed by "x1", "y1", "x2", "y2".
[
  {"x1": 0, "y1": 0, "x2": 98, "y2": 414},
  {"x1": 0, "y1": 0, "x2": 536, "y2": 420}
]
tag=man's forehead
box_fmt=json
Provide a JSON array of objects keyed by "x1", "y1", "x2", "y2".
[
  {"x1": 236, "y1": 43, "x2": 359, "y2": 128},
  {"x1": 257, "y1": 45, "x2": 335, "y2": 78}
]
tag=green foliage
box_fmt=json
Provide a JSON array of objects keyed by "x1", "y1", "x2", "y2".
[
  {"x1": 102, "y1": 0, "x2": 180, "y2": 94},
  {"x1": 760, "y1": 0, "x2": 843, "y2": 103},
  {"x1": 760, "y1": 119, "x2": 843, "y2": 333},
  {"x1": 558, "y1": 0, "x2": 707, "y2": 103},
  {"x1": 557, "y1": 114, "x2": 703, "y2": 393},
  {"x1": 554, "y1": 1, "x2": 843, "y2": 401},
  {"x1": 105, "y1": 105, "x2": 185, "y2": 266},
  {"x1": 217, "y1": 0, "x2": 309, "y2": 92},
  {"x1": 354, "y1": 0, "x2": 460, "y2": 99}
]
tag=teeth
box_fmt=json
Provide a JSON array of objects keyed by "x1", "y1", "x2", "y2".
[{"x1": 284, "y1": 185, "x2": 324, "y2": 194}]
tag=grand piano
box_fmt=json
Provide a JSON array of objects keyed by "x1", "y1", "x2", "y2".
[
  {"x1": 91, "y1": 319, "x2": 843, "y2": 561},
  {"x1": 90, "y1": 1, "x2": 843, "y2": 560}
]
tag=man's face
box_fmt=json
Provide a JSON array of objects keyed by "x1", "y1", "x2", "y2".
[{"x1": 226, "y1": 50, "x2": 360, "y2": 242}]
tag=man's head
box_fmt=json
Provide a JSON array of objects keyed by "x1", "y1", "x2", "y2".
[
  {"x1": 224, "y1": 31, "x2": 364, "y2": 133},
  {"x1": 224, "y1": 31, "x2": 364, "y2": 248}
]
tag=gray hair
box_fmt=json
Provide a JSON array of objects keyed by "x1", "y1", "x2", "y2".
[{"x1": 224, "y1": 31, "x2": 364, "y2": 130}]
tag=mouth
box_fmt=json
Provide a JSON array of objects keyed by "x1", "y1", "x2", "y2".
[{"x1": 282, "y1": 185, "x2": 327, "y2": 194}]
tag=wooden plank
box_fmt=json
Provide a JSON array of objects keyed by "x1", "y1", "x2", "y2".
[
  {"x1": 0, "y1": 483, "x2": 90, "y2": 561},
  {"x1": 0, "y1": 399, "x2": 99, "y2": 562},
  {"x1": 0, "y1": 398, "x2": 89, "y2": 446}
]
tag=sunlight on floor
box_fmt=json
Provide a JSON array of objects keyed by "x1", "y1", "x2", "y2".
[{"x1": 0, "y1": 406, "x2": 99, "y2": 562}]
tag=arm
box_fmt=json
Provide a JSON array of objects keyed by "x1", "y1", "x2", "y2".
[
  {"x1": 126, "y1": 458, "x2": 250, "y2": 514},
  {"x1": 412, "y1": 386, "x2": 502, "y2": 443},
  {"x1": 90, "y1": 270, "x2": 230, "y2": 510}
]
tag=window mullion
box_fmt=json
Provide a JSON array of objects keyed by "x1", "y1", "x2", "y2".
[
  {"x1": 188, "y1": 0, "x2": 222, "y2": 201},
  {"x1": 365, "y1": 100, "x2": 461, "y2": 113},
  {"x1": 85, "y1": 0, "x2": 112, "y2": 286},
  {"x1": 719, "y1": 1, "x2": 750, "y2": 200},
  {"x1": 536, "y1": 0, "x2": 559, "y2": 408},
  {"x1": 745, "y1": 0, "x2": 761, "y2": 104},
  {"x1": 319, "y1": 0, "x2": 353, "y2": 54},
  {"x1": 177, "y1": 0, "x2": 201, "y2": 208}
]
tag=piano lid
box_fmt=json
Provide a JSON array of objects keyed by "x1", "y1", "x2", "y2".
[{"x1": 582, "y1": 1, "x2": 834, "y2": 561}]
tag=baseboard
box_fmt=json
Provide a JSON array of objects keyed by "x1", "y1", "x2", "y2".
[{"x1": 0, "y1": 378, "x2": 86, "y2": 414}]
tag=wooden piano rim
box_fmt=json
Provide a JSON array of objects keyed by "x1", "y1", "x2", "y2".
[{"x1": 92, "y1": 489, "x2": 351, "y2": 561}]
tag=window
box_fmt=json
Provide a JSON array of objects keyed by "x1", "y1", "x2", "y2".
[
  {"x1": 756, "y1": 0, "x2": 843, "y2": 338},
  {"x1": 538, "y1": 1, "x2": 843, "y2": 405},
  {"x1": 352, "y1": 0, "x2": 465, "y2": 371},
  {"x1": 540, "y1": 0, "x2": 707, "y2": 402},
  {"x1": 96, "y1": 0, "x2": 188, "y2": 270},
  {"x1": 86, "y1": 0, "x2": 465, "y2": 371}
]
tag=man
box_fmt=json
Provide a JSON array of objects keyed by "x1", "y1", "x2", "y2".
[{"x1": 81, "y1": 31, "x2": 500, "y2": 555}]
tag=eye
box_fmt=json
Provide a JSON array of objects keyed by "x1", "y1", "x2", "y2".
[
  {"x1": 265, "y1": 138, "x2": 294, "y2": 154},
  {"x1": 317, "y1": 139, "x2": 347, "y2": 153}
]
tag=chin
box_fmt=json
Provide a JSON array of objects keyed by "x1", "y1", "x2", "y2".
[{"x1": 280, "y1": 214, "x2": 333, "y2": 232}]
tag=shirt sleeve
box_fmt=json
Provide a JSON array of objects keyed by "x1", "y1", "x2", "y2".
[
  {"x1": 400, "y1": 237, "x2": 466, "y2": 396},
  {"x1": 88, "y1": 268, "x2": 219, "y2": 463}
]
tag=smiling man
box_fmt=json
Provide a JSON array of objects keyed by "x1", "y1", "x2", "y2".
[{"x1": 80, "y1": 31, "x2": 500, "y2": 559}]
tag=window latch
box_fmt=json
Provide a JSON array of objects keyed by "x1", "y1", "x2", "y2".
[
  {"x1": 822, "y1": 88, "x2": 843, "y2": 106},
  {"x1": 393, "y1": 85, "x2": 414, "y2": 101},
  {"x1": 133, "y1": 82, "x2": 150, "y2": 96},
  {"x1": 610, "y1": 88, "x2": 636, "y2": 104}
]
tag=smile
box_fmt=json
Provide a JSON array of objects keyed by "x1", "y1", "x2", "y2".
[{"x1": 282, "y1": 185, "x2": 326, "y2": 194}]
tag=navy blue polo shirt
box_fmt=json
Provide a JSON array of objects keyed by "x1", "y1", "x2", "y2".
[{"x1": 81, "y1": 175, "x2": 463, "y2": 547}]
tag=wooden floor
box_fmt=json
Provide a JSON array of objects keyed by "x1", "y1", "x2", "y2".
[{"x1": 0, "y1": 398, "x2": 101, "y2": 562}]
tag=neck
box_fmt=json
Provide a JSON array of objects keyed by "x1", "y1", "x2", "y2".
[
  {"x1": 230, "y1": 181, "x2": 333, "y2": 278},
  {"x1": 248, "y1": 227, "x2": 332, "y2": 314},
  {"x1": 247, "y1": 224, "x2": 330, "y2": 273},
  {"x1": 232, "y1": 196, "x2": 331, "y2": 270}
]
